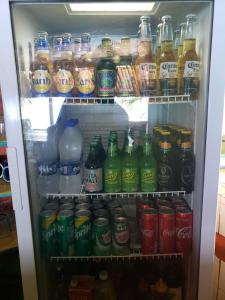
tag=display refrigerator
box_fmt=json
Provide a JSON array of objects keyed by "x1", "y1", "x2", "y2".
[{"x1": 0, "y1": 0, "x2": 225, "y2": 299}]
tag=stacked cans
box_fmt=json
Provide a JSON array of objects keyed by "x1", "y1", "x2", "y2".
[
  {"x1": 137, "y1": 195, "x2": 192, "y2": 255},
  {"x1": 39, "y1": 196, "x2": 130, "y2": 257}
]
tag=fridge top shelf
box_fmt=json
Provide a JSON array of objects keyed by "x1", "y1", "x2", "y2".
[
  {"x1": 47, "y1": 191, "x2": 186, "y2": 199},
  {"x1": 50, "y1": 252, "x2": 184, "y2": 263}
]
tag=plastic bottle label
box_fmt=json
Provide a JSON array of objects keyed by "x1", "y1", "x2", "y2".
[
  {"x1": 56, "y1": 70, "x2": 74, "y2": 94},
  {"x1": 38, "y1": 161, "x2": 57, "y2": 176},
  {"x1": 96, "y1": 69, "x2": 116, "y2": 96},
  {"x1": 183, "y1": 61, "x2": 200, "y2": 78},
  {"x1": 60, "y1": 161, "x2": 81, "y2": 176},
  {"x1": 84, "y1": 168, "x2": 103, "y2": 192},
  {"x1": 160, "y1": 62, "x2": 177, "y2": 79},
  {"x1": 32, "y1": 70, "x2": 51, "y2": 94},
  {"x1": 141, "y1": 168, "x2": 156, "y2": 191},
  {"x1": 76, "y1": 67, "x2": 95, "y2": 95},
  {"x1": 139, "y1": 63, "x2": 157, "y2": 80}
]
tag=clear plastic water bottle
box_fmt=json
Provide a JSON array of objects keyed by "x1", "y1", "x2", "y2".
[
  {"x1": 36, "y1": 128, "x2": 59, "y2": 195},
  {"x1": 59, "y1": 119, "x2": 83, "y2": 194}
]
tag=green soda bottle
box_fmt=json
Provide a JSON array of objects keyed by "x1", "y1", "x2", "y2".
[
  {"x1": 140, "y1": 134, "x2": 157, "y2": 192},
  {"x1": 104, "y1": 136, "x2": 121, "y2": 193},
  {"x1": 122, "y1": 135, "x2": 139, "y2": 192}
]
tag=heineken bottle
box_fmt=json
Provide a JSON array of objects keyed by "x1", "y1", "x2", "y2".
[
  {"x1": 104, "y1": 136, "x2": 121, "y2": 193},
  {"x1": 140, "y1": 134, "x2": 157, "y2": 192}
]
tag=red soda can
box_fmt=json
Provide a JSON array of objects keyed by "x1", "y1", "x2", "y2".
[
  {"x1": 174, "y1": 203, "x2": 188, "y2": 211},
  {"x1": 159, "y1": 208, "x2": 175, "y2": 254},
  {"x1": 138, "y1": 202, "x2": 154, "y2": 230},
  {"x1": 136, "y1": 198, "x2": 153, "y2": 223},
  {"x1": 156, "y1": 199, "x2": 172, "y2": 209},
  {"x1": 141, "y1": 208, "x2": 158, "y2": 254},
  {"x1": 176, "y1": 207, "x2": 192, "y2": 254}
]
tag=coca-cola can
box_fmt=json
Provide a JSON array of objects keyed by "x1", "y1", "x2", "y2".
[
  {"x1": 138, "y1": 203, "x2": 153, "y2": 230},
  {"x1": 156, "y1": 199, "x2": 173, "y2": 209},
  {"x1": 136, "y1": 198, "x2": 154, "y2": 221},
  {"x1": 176, "y1": 207, "x2": 192, "y2": 254},
  {"x1": 159, "y1": 209, "x2": 175, "y2": 254},
  {"x1": 141, "y1": 208, "x2": 158, "y2": 254}
]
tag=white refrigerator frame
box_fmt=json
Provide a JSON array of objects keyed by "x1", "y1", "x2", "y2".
[{"x1": 0, "y1": 1, "x2": 225, "y2": 300}]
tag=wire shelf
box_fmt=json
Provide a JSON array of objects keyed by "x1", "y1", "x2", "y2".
[
  {"x1": 50, "y1": 252, "x2": 183, "y2": 263},
  {"x1": 47, "y1": 191, "x2": 186, "y2": 200},
  {"x1": 60, "y1": 95, "x2": 191, "y2": 105}
]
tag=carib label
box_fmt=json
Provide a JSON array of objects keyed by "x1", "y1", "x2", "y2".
[
  {"x1": 76, "y1": 67, "x2": 95, "y2": 96},
  {"x1": 97, "y1": 69, "x2": 116, "y2": 97},
  {"x1": 32, "y1": 69, "x2": 51, "y2": 96},
  {"x1": 55, "y1": 69, "x2": 74, "y2": 96}
]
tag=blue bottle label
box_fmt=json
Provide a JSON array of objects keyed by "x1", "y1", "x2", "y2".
[
  {"x1": 97, "y1": 69, "x2": 116, "y2": 97},
  {"x1": 38, "y1": 162, "x2": 58, "y2": 176},
  {"x1": 59, "y1": 161, "x2": 81, "y2": 176}
]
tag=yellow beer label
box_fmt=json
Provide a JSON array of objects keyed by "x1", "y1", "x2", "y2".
[
  {"x1": 75, "y1": 216, "x2": 89, "y2": 228},
  {"x1": 181, "y1": 141, "x2": 192, "y2": 149},
  {"x1": 32, "y1": 70, "x2": 51, "y2": 93},
  {"x1": 160, "y1": 141, "x2": 172, "y2": 149},
  {"x1": 160, "y1": 62, "x2": 177, "y2": 79},
  {"x1": 77, "y1": 67, "x2": 95, "y2": 94},
  {"x1": 56, "y1": 70, "x2": 74, "y2": 93},
  {"x1": 183, "y1": 61, "x2": 200, "y2": 78},
  {"x1": 139, "y1": 63, "x2": 157, "y2": 80}
]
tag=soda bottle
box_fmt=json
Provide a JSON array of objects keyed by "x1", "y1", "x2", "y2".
[
  {"x1": 94, "y1": 135, "x2": 106, "y2": 163},
  {"x1": 104, "y1": 136, "x2": 121, "y2": 193},
  {"x1": 135, "y1": 16, "x2": 157, "y2": 96},
  {"x1": 140, "y1": 134, "x2": 157, "y2": 192},
  {"x1": 157, "y1": 131, "x2": 175, "y2": 191},
  {"x1": 31, "y1": 31, "x2": 52, "y2": 97},
  {"x1": 177, "y1": 130, "x2": 195, "y2": 193},
  {"x1": 59, "y1": 119, "x2": 83, "y2": 194},
  {"x1": 159, "y1": 16, "x2": 177, "y2": 95},
  {"x1": 182, "y1": 14, "x2": 200, "y2": 98},
  {"x1": 74, "y1": 33, "x2": 95, "y2": 97},
  {"x1": 122, "y1": 133, "x2": 139, "y2": 192},
  {"x1": 84, "y1": 142, "x2": 103, "y2": 193},
  {"x1": 53, "y1": 33, "x2": 74, "y2": 97},
  {"x1": 177, "y1": 23, "x2": 186, "y2": 94}
]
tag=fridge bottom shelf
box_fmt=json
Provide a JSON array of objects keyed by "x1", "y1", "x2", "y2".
[{"x1": 50, "y1": 252, "x2": 183, "y2": 262}]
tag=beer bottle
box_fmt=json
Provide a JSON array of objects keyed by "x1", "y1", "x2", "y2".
[
  {"x1": 157, "y1": 131, "x2": 175, "y2": 191},
  {"x1": 122, "y1": 134, "x2": 139, "y2": 192},
  {"x1": 156, "y1": 23, "x2": 162, "y2": 95},
  {"x1": 104, "y1": 136, "x2": 121, "y2": 193},
  {"x1": 140, "y1": 134, "x2": 157, "y2": 192},
  {"x1": 31, "y1": 31, "x2": 52, "y2": 97},
  {"x1": 159, "y1": 16, "x2": 177, "y2": 96},
  {"x1": 135, "y1": 16, "x2": 157, "y2": 96},
  {"x1": 174, "y1": 29, "x2": 180, "y2": 60},
  {"x1": 85, "y1": 142, "x2": 103, "y2": 193},
  {"x1": 182, "y1": 14, "x2": 200, "y2": 99},
  {"x1": 177, "y1": 130, "x2": 195, "y2": 193},
  {"x1": 53, "y1": 33, "x2": 74, "y2": 97},
  {"x1": 177, "y1": 23, "x2": 186, "y2": 94},
  {"x1": 74, "y1": 33, "x2": 95, "y2": 97}
]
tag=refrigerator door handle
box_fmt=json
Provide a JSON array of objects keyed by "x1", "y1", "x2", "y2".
[{"x1": 7, "y1": 147, "x2": 23, "y2": 211}]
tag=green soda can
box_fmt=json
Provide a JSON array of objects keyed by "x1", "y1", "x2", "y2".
[
  {"x1": 93, "y1": 209, "x2": 109, "y2": 220},
  {"x1": 60, "y1": 203, "x2": 75, "y2": 211},
  {"x1": 75, "y1": 203, "x2": 91, "y2": 211},
  {"x1": 93, "y1": 217, "x2": 111, "y2": 256},
  {"x1": 44, "y1": 203, "x2": 59, "y2": 212},
  {"x1": 75, "y1": 210, "x2": 92, "y2": 256},
  {"x1": 111, "y1": 207, "x2": 125, "y2": 219},
  {"x1": 57, "y1": 210, "x2": 74, "y2": 256},
  {"x1": 39, "y1": 210, "x2": 57, "y2": 258},
  {"x1": 112, "y1": 216, "x2": 130, "y2": 255}
]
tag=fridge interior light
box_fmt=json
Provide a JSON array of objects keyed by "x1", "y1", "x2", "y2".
[{"x1": 65, "y1": 2, "x2": 157, "y2": 15}]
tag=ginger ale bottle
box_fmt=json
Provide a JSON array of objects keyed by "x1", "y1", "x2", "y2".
[
  {"x1": 182, "y1": 14, "x2": 200, "y2": 99},
  {"x1": 159, "y1": 16, "x2": 177, "y2": 96}
]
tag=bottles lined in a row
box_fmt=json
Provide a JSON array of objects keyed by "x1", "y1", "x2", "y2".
[
  {"x1": 30, "y1": 14, "x2": 200, "y2": 98},
  {"x1": 35, "y1": 118, "x2": 195, "y2": 196}
]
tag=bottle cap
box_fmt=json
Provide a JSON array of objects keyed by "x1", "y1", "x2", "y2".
[
  {"x1": 140, "y1": 15, "x2": 151, "y2": 22},
  {"x1": 161, "y1": 15, "x2": 172, "y2": 22},
  {"x1": 64, "y1": 119, "x2": 79, "y2": 127},
  {"x1": 99, "y1": 270, "x2": 108, "y2": 281},
  {"x1": 186, "y1": 14, "x2": 196, "y2": 21}
]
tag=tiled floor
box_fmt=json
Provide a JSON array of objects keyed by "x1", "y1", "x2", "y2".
[{"x1": 213, "y1": 170, "x2": 225, "y2": 300}]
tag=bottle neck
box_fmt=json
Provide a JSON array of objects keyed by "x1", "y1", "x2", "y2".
[
  {"x1": 183, "y1": 38, "x2": 196, "y2": 53},
  {"x1": 138, "y1": 40, "x2": 153, "y2": 58},
  {"x1": 143, "y1": 141, "x2": 152, "y2": 156},
  {"x1": 124, "y1": 144, "x2": 134, "y2": 155},
  {"x1": 161, "y1": 40, "x2": 173, "y2": 53},
  {"x1": 178, "y1": 45, "x2": 183, "y2": 58},
  {"x1": 107, "y1": 143, "x2": 118, "y2": 157}
]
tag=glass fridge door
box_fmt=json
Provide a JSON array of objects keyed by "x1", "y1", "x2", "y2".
[{"x1": 0, "y1": 1, "x2": 221, "y2": 300}]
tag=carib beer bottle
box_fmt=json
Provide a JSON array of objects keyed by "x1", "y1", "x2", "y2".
[
  {"x1": 31, "y1": 31, "x2": 52, "y2": 97},
  {"x1": 159, "y1": 16, "x2": 177, "y2": 96},
  {"x1": 182, "y1": 14, "x2": 200, "y2": 99},
  {"x1": 53, "y1": 33, "x2": 74, "y2": 97}
]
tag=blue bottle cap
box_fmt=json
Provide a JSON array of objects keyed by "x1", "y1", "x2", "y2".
[{"x1": 64, "y1": 119, "x2": 79, "y2": 127}]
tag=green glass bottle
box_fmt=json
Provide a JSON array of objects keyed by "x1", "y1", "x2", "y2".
[
  {"x1": 140, "y1": 134, "x2": 157, "y2": 192},
  {"x1": 104, "y1": 136, "x2": 121, "y2": 193},
  {"x1": 122, "y1": 137, "x2": 139, "y2": 192}
]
